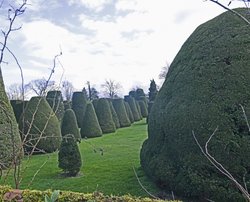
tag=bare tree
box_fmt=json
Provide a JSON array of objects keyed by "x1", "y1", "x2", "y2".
[
  {"x1": 7, "y1": 83, "x2": 29, "y2": 100},
  {"x1": 27, "y1": 78, "x2": 56, "y2": 96},
  {"x1": 159, "y1": 62, "x2": 170, "y2": 80},
  {"x1": 101, "y1": 79, "x2": 122, "y2": 99},
  {"x1": 61, "y1": 80, "x2": 74, "y2": 101}
]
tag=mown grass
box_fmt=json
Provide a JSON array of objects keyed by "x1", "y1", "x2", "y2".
[{"x1": 1, "y1": 119, "x2": 162, "y2": 197}]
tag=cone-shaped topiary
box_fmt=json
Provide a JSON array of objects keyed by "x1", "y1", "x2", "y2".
[
  {"x1": 10, "y1": 100, "x2": 28, "y2": 122},
  {"x1": 71, "y1": 92, "x2": 87, "y2": 128},
  {"x1": 58, "y1": 134, "x2": 82, "y2": 176},
  {"x1": 95, "y1": 98, "x2": 116, "y2": 134},
  {"x1": 61, "y1": 109, "x2": 81, "y2": 142},
  {"x1": 0, "y1": 71, "x2": 22, "y2": 168},
  {"x1": 124, "y1": 96, "x2": 140, "y2": 121},
  {"x1": 63, "y1": 101, "x2": 71, "y2": 110},
  {"x1": 80, "y1": 103, "x2": 102, "y2": 138},
  {"x1": 138, "y1": 100, "x2": 148, "y2": 118},
  {"x1": 124, "y1": 102, "x2": 134, "y2": 123},
  {"x1": 19, "y1": 96, "x2": 61, "y2": 154},
  {"x1": 46, "y1": 90, "x2": 64, "y2": 122},
  {"x1": 136, "y1": 101, "x2": 143, "y2": 120},
  {"x1": 109, "y1": 101, "x2": 120, "y2": 129},
  {"x1": 140, "y1": 8, "x2": 250, "y2": 202},
  {"x1": 112, "y1": 99, "x2": 131, "y2": 127}
]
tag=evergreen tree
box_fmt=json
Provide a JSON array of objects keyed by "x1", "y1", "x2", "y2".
[
  {"x1": 58, "y1": 134, "x2": 82, "y2": 176},
  {"x1": 124, "y1": 96, "x2": 140, "y2": 121},
  {"x1": 109, "y1": 101, "x2": 120, "y2": 129},
  {"x1": 61, "y1": 109, "x2": 81, "y2": 142},
  {"x1": 10, "y1": 100, "x2": 28, "y2": 122},
  {"x1": 124, "y1": 102, "x2": 134, "y2": 123},
  {"x1": 138, "y1": 100, "x2": 148, "y2": 118},
  {"x1": 112, "y1": 99, "x2": 131, "y2": 127},
  {"x1": 148, "y1": 79, "x2": 158, "y2": 102},
  {"x1": 80, "y1": 103, "x2": 102, "y2": 138},
  {"x1": 71, "y1": 92, "x2": 87, "y2": 128}
]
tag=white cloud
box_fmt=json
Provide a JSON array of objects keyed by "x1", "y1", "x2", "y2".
[{"x1": 69, "y1": 0, "x2": 112, "y2": 12}]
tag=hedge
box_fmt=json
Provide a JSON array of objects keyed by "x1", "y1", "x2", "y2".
[{"x1": 112, "y1": 99, "x2": 131, "y2": 127}]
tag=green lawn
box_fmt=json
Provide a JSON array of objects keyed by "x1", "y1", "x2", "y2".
[{"x1": 1, "y1": 119, "x2": 162, "y2": 197}]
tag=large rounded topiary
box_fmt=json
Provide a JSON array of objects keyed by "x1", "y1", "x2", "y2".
[
  {"x1": 19, "y1": 96, "x2": 62, "y2": 154},
  {"x1": 112, "y1": 99, "x2": 131, "y2": 127},
  {"x1": 95, "y1": 98, "x2": 116, "y2": 134},
  {"x1": 46, "y1": 90, "x2": 64, "y2": 122},
  {"x1": 124, "y1": 96, "x2": 140, "y2": 121},
  {"x1": 71, "y1": 92, "x2": 87, "y2": 128},
  {"x1": 58, "y1": 134, "x2": 82, "y2": 176},
  {"x1": 80, "y1": 103, "x2": 102, "y2": 138},
  {"x1": 140, "y1": 9, "x2": 250, "y2": 201},
  {"x1": 0, "y1": 72, "x2": 22, "y2": 168},
  {"x1": 61, "y1": 109, "x2": 81, "y2": 142},
  {"x1": 124, "y1": 102, "x2": 134, "y2": 123}
]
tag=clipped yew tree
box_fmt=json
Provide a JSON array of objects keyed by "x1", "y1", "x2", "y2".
[
  {"x1": 140, "y1": 9, "x2": 250, "y2": 201},
  {"x1": 10, "y1": 100, "x2": 28, "y2": 122},
  {"x1": 95, "y1": 98, "x2": 116, "y2": 134},
  {"x1": 124, "y1": 102, "x2": 134, "y2": 123},
  {"x1": 138, "y1": 100, "x2": 148, "y2": 118},
  {"x1": 46, "y1": 90, "x2": 64, "y2": 122},
  {"x1": 0, "y1": 75, "x2": 22, "y2": 168},
  {"x1": 72, "y1": 91, "x2": 87, "y2": 128},
  {"x1": 61, "y1": 109, "x2": 81, "y2": 142},
  {"x1": 19, "y1": 96, "x2": 61, "y2": 153},
  {"x1": 136, "y1": 101, "x2": 143, "y2": 120},
  {"x1": 112, "y1": 99, "x2": 131, "y2": 127},
  {"x1": 58, "y1": 134, "x2": 82, "y2": 176},
  {"x1": 109, "y1": 101, "x2": 120, "y2": 129},
  {"x1": 124, "y1": 96, "x2": 140, "y2": 121},
  {"x1": 80, "y1": 102, "x2": 102, "y2": 138}
]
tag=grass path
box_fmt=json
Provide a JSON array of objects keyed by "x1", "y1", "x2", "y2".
[{"x1": 2, "y1": 119, "x2": 161, "y2": 197}]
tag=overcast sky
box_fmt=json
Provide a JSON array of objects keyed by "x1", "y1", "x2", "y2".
[{"x1": 0, "y1": 0, "x2": 247, "y2": 96}]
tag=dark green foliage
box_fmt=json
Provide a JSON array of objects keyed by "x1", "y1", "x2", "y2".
[
  {"x1": 112, "y1": 99, "x2": 131, "y2": 128},
  {"x1": 109, "y1": 101, "x2": 120, "y2": 129},
  {"x1": 138, "y1": 100, "x2": 148, "y2": 118},
  {"x1": 124, "y1": 96, "x2": 140, "y2": 121},
  {"x1": 63, "y1": 101, "x2": 71, "y2": 110},
  {"x1": 95, "y1": 98, "x2": 116, "y2": 134},
  {"x1": 0, "y1": 72, "x2": 22, "y2": 168},
  {"x1": 10, "y1": 100, "x2": 28, "y2": 122},
  {"x1": 124, "y1": 102, "x2": 134, "y2": 123},
  {"x1": 58, "y1": 134, "x2": 82, "y2": 176},
  {"x1": 92, "y1": 99, "x2": 98, "y2": 110},
  {"x1": 19, "y1": 96, "x2": 62, "y2": 154},
  {"x1": 140, "y1": 9, "x2": 250, "y2": 202},
  {"x1": 80, "y1": 103, "x2": 102, "y2": 138},
  {"x1": 61, "y1": 109, "x2": 81, "y2": 142},
  {"x1": 46, "y1": 91, "x2": 64, "y2": 122},
  {"x1": 136, "y1": 101, "x2": 142, "y2": 120},
  {"x1": 71, "y1": 92, "x2": 87, "y2": 128},
  {"x1": 148, "y1": 79, "x2": 158, "y2": 102}
]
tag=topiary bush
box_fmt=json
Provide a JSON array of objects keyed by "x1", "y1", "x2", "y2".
[
  {"x1": 19, "y1": 96, "x2": 62, "y2": 154},
  {"x1": 10, "y1": 99, "x2": 28, "y2": 122},
  {"x1": 80, "y1": 102, "x2": 102, "y2": 138},
  {"x1": 124, "y1": 101, "x2": 134, "y2": 123},
  {"x1": 136, "y1": 101, "x2": 143, "y2": 120},
  {"x1": 124, "y1": 96, "x2": 141, "y2": 121},
  {"x1": 63, "y1": 101, "x2": 71, "y2": 110},
  {"x1": 138, "y1": 100, "x2": 148, "y2": 118},
  {"x1": 112, "y1": 98, "x2": 131, "y2": 127},
  {"x1": 0, "y1": 75, "x2": 22, "y2": 168},
  {"x1": 71, "y1": 91, "x2": 87, "y2": 128},
  {"x1": 109, "y1": 100, "x2": 120, "y2": 129},
  {"x1": 140, "y1": 8, "x2": 250, "y2": 202},
  {"x1": 95, "y1": 98, "x2": 116, "y2": 134},
  {"x1": 46, "y1": 90, "x2": 64, "y2": 122},
  {"x1": 58, "y1": 134, "x2": 82, "y2": 176},
  {"x1": 61, "y1": 109, "x2": 81, "y2": 142}
]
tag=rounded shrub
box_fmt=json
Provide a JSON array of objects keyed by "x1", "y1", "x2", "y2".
[
  {"x1": 95, "y1": 98, "x2": 116, "y2": 134},
  {"x1": 61, "y1": 109, "x2": 81, "y2": 142},
  {"x1": 10, "y1": 100, "x2": 28, "y2": 122},
  {"x1": 0, "y1": 78, "x2": 22, "y2": 168},
  {"x1": 80, "y1": 103, "x2": 102, "y2": 138},
  {"x1": 112, "y1": 99, "x2": 131, "y2": 127},
  {"x1": 138, "y1": 100, "x2": 148, "y2": 118},
  {"x1": 140, "y1": 8, "x2": 250, "y2": 201},
  {"x1": 124, "y1": 102, "x2": 134, "y2": 123},
  {"x1": 19, "y1": 96, "x2": 62, "y2": 154},
  {"x1": 124, "y1": 96, "x2": 140, "y2": 121},
  {"x1": 46, "y1": 90, "x2": 64, "y2": 122},
  {"x1": 58, "y1": 134, "x2": 82, "y2": 176},
  {"x1": 71, "y1": 92, "x2": 87, "y2": 128},
  {"x1": 109, "y1": 101, "x2": 120, "y2": 129}
]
